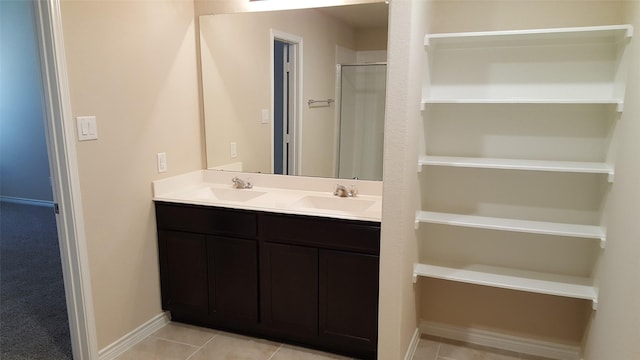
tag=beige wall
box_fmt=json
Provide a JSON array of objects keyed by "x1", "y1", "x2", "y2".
[
  {"x1": 429, "y1": 0, "x2": 622, "y2": 33},
  {"x1": 200, "y1": 9, "x2": 356, "y2": 176},
  {"x1": 61, "y1": 0, "x2": 203, "y2": 349},
  {"x1": 583, "y1": 1, "x2": 640, "y2": 359},
  {"x1": 378, "y1": 0, "x2": 431, "y2": 358},
  {"x1": 356, "y1": 27, "x2": 388, "y2": 51}
]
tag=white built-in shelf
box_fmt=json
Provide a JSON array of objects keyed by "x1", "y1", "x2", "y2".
[
  {"x1": 415, "y1": 211, "x2": 606, "y2": 247},
  {"x1": 420, "y1": 98, "x2": 625, "y2": 112},
  {"x1": 424, "y1": 24, "x2": 633, "y2": 47},
  {"x1": 423, "y1": 24, "x2": 633, "y2": 109},
  {"x1": 415, "y1": 24, "x2": 629, "y2": 314},
  {"x1": 412, "y1": 262, "x2": 598, "y2": 308},
  {"x1": 419, "y1": 155, "x2": 614, "y2": 181}
]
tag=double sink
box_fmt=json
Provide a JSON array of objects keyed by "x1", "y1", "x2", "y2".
[
  {"x1": 192, "y1": 186, "x2": 375, "y2": 211},
  {"x1": 156, "y1": 182, "x2": 381, "y2": 222}
]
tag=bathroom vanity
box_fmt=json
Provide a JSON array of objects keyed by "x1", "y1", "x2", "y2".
[{"x1": 152, "y1": 171, "x2": 382, "y2": 359}]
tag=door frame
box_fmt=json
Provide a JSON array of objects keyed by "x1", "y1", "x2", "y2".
[
  {"x1": 34, "y1": 1, "x2": 99, "y2": 359},
  {"x1": 270, "y1": 30, "x2": 302, "y2": 175}
]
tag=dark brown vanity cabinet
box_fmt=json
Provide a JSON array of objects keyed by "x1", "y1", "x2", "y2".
[
  {"x1": 261, "y1": 242, "x2": 319, "y2": 338},
  {"x1": 319, "y1": 249, "x2": 379, "y2": 353},
  {"x1": 155, "y1": 203, "x2": 259, "y2": 330},
  {"x1": 155, "y1": 202, "x2": 380, "y2": 359},
  {"x1": 157, "y1": 230, "x2": 209, "y2": 316},
  {"x1": 260, "y1": 213, "x2": 381, "y2": 358}
]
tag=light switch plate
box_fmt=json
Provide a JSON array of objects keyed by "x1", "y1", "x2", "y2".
[
  {"x1": 261, "y1": 109, "x2": 269, "y2": 124},
  {"x1": 230, "y1": 142, "x2": 237, "y2": 158},
  {"x1": 157, "y1": 152, "x2": 167, "y2": 173},
  {"x1": 76, "y1": 116, "x2": 98, "y2": 141}
]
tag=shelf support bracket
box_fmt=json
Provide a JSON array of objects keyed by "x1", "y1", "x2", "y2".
[
  {"x1": 608, "y1": 171, "x2": 615, "y2": 183},
  {"x1": 616, "y1": 101, "x2": 624, "y2": 113},
  {"x1": 592, "y1": 287, "x2": 599, "y2": 311},
  {"x1": 600, "y1": 234, "x2": 607, "y2": 249}
]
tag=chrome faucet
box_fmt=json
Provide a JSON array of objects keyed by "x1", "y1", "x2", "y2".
[
  {"x1": 334, "y1": 184, "x2": 357, "y2": 197},
  {"x1": 232, "y1": 177, "x2": 252, "y2": 189}
]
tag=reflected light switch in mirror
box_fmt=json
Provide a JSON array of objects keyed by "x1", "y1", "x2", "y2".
[
  {"x1": 76, "y1": 116, "x2": 98, "y2": 141},
  {"x1": 261, "y1": 109, "x2": 269, "y2": 124},
  {"x1": 230, "y1": 142, "x2": 237, "y2": 158}
]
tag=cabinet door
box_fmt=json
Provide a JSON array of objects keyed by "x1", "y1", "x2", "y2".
[
  {"x1": 158, "y1": 230, "x2": 208, "y2": 316},
  {"x1": 208, "y1": 236, "x2": 258, "y2": 325},
  {"x1": 319, "y1": 249, "x2": 379, "y2": 352},
  {"x1": 261, "y1": 242, "x2": 318, "y2": 338}
]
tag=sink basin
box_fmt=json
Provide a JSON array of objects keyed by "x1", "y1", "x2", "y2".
[
  {"x1": 191, "y1": 187, "x2": 267, "y2": 202},
  {"x1": 292, "y1": 195, "x2": 375, "y2": 213}
]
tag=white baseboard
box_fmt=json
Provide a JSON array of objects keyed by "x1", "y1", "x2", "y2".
[
  {"x1": 419, "y1": 320, "x2": 581, "y2": 360},
  {"x1": 0, "y1": 196, "x2": 54, "y2": 207},
  {"x1": 99, "y1": 312, "x2": 170, "y2": 360},
  {"x1": 404, "y1": 328, "x2": 421, "y2": 360}
]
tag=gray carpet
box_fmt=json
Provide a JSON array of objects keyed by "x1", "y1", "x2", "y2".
[{"x1": 0, "y1": 201, "x2": 73, "y2": 360}]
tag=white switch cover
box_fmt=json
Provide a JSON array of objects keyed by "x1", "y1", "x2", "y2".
[
  {"x1": 77, "y1": 116, "x2": 98, "y2": 141},
  {"x1": 157, "y1": 152, "x2": 167, "y2": 173},
  {"x1": 261, "y1": 109, "x2": 269, "y2": 124},
  {"x1": 230, "y1": 142, "x2": 237, "y2": 158}
]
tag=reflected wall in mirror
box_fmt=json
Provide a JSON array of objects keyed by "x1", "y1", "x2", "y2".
[{"x1": 199, "y1": 3, "x2": 388, "y2": 180}]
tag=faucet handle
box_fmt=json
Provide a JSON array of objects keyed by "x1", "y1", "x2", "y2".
[
  {"x1": 232, "y1": 177, "x2": 252, "y2": 189},
  {"x1": 334, "y1": 184, "x2": 348, "y2": 197},
  {"x1": 334, "y1": 183, "x2": 356, "y2": 197}
]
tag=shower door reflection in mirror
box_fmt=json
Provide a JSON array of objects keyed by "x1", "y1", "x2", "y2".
[{"x1": 337, "y1": 63, "x2": 386, "y2": 181}]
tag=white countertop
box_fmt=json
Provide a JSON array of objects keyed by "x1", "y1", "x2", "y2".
[{"x1": 152, "y1": 170, "x2": 382, "y2": 222}]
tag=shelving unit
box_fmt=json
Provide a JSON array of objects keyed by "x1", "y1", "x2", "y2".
[
  {"x1": 415, "y1": 24, "x2": 633, "y2": 308},
  {"x1": 421, "y1": 99, "x2": 624, "y2": 112},
  {"x1": 424, "y1": 24, "x2": 632, "y2": 45},
  {"x1": 419, "y1": 155, "x2": 615, "y2": 181},
  {"x1": 415, "y1": 211, "x2": 606, "y2": 247},
  {"x1": 412, "y1": 263, "x2": 598, "y2": 309}
]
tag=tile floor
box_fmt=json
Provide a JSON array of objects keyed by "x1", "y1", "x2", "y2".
[
  {"x1": 412, "y1": 335, "x2": 554, "y2": 360},
  {"x1": 115, "y1": 322, "x2": 554, "y2": 360}
]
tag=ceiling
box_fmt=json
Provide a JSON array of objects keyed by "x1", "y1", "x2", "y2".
[{"x1": 318, "y1": 2, "x2": 389, "y2": 29}]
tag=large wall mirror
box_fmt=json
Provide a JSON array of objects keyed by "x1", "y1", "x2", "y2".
[{"x1": 199, "y1": 2, "x2": 388, "y2": 181}]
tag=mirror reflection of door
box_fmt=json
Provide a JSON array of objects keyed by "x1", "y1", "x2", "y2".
[{"x1": 273, "y1": 40, "x2": 296, "y2": 175}]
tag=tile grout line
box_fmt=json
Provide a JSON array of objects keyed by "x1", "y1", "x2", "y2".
[
  {"x1": 148, "y1": 335, "x2": 206, "y2": 349},
  {"x1": 184, "y1": 332, "x2": 220, "y2": 360},
  {"x1": 434, "y1": 341, "x2": 441, "y2": 360},
  {"x1": 138, "y1": 335, "x2": 201, "y2": 360},
  {"x1": 266, "y1": 344, "x2": 284, "y2": 360},
  {"x1": 436, "y1": 342, "x2": 466, "y2": 360},
  {"x1": 437, "y1": 339, "x2": 444, "y2": 360},
  {"x1": 149, "y1": 329, "x2": 286, "y2": 360}
]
